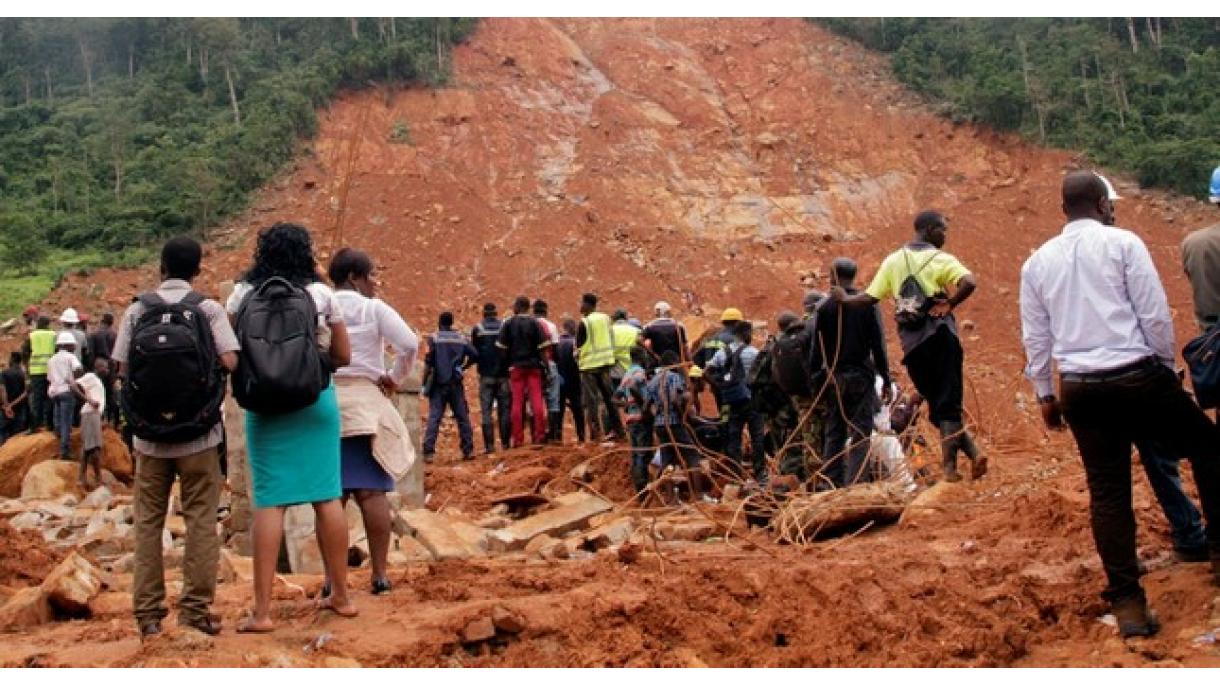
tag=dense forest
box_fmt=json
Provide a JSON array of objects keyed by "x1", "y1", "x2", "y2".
[
  {"x1": 820, "y1": 18, "x2": 1220, "y2": 200},
  {"x1": 0, "y1": 18, "x2": 474, "y2": 315}
]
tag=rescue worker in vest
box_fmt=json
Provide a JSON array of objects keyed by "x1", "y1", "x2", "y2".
[
  {"x1": 422, "y1": 311, "x2": 478, "y2": 461},
  {"x1": 534, "y1": 299, "x2": 563, "y2": 442},
  {"x1": 610, "y1": 309, "x2": 640, "y2": 392},
  {"x1": 23, "y1": 315, "x2": 56, "y2": 433},
  {"x1": 693, "y1": 308, "x2": 743, "y2": 421},
  {"x1": 576, "y1": 293, "x2": 625, "y2": 442},
  {"x1": 471, "y1": 303, "x2": 512, "y2": 455},
  {"x1": 642, "y1": 301, "x2": 689, "y2": 372}
]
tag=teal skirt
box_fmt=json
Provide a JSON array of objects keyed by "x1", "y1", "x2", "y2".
[{"x1": 247, "y1": 382, "x2": 342, "y2": 509}]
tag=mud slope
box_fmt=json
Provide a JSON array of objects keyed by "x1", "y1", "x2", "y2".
[{"x1": 13, "y1": 18, "x2": 1220, "y2": 667}]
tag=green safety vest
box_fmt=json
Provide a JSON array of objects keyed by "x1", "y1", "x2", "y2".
[
  {"x1": 28, "y1": 329, "x2": 55, "y2": 376},
  {"x1": 578, "y1": 312, "x2": 615, "y2": 371},
  {"x1": 611, "y1": 322, "x2": 639, "y2": 374}
]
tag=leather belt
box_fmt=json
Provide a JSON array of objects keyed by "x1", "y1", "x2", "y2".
[{"x1": 1060, "y1": 356, "x2": 1159, "y2": 384}]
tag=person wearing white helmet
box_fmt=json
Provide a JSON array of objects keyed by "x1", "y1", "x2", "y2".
[
  {"x1": 1182, "y1": 165, "x2": 1220, "y2": 330},
  {"x1": 59, "y1": 308, "x2": 88, "y2": 364},
  {"x1": 46, "y1": 331, "x2": 82, "y2": 459}
]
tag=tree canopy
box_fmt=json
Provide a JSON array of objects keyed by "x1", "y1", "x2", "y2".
[
  {"x1": 0, "y1": 18, "x2": 474, "y2": 314},
  {"x1": 819, "y1": 18, "x2": 1220, "y2": 200}
]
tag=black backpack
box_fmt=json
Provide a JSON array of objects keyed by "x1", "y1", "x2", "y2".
[
  {"x1": 121, "y1": 292, "x2": 226, "y2": 443},
  {"x1": 772, "y1": 330, "x2": 812, "y2": 397},
  {"x1": 713, "y1": 345, "x2": 751, "y2": 404},
  {"x1": 232, "y1": 277, "x2": 329, "y2": 415},
  {"x1": 894, "y1": 249, "x2": 941, "y2": 330},
  {"x1": 1184, "y1": 324, "x2": 1220, "y2": 409}
]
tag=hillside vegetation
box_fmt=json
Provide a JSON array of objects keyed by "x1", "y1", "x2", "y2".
[
  {"x1": 0, "y1": 17, "x2": 474, "y2": 315},
  {"x1": 821, "y1": 18, "x2": 1220, "y2": 199}
]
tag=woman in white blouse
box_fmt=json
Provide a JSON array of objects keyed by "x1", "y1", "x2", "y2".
[{"x1": 326, "y1": 247, "x2": 419, "y2": 595}]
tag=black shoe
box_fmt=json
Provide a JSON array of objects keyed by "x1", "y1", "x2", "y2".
[
  {"x1": 179, "y1": 613, "x2": 222, "y2": 636},
  {"x1": 1174, "y1": 545, "x2": 1210, "y2": 563},
  {"x1": 138, "y1": 619, "x2": 163, "y2": 640},
  {"x1": 1112, "y1": 596, "x2": 1160, "y2": 638},
  {"x1": 371, "y1": 577, "x2": 392, "y2": 595},
  {"x1": 320, "y1": 581, "x2": 332, "y2": 599}
]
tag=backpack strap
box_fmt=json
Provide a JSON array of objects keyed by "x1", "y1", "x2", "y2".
[
  {"x1": 137, "y1": 292, "x2": 166, "y2": 309},
  {"x1": 180, "y1": 291, "x2": 205, "y2": 308}
]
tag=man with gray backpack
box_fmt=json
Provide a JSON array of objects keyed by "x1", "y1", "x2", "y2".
[
  {"x1": 112, "y1": 237, "x2": 239, "y2": 639},
  {"x1": 830, "y1": 210, "x2": 982, "y2": 483}
]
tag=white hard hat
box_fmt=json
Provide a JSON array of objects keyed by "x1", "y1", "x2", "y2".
[
  {"x1": 59, "y1": 308, "x2": 80, "y2": 324},
  {"x1": 55, "y1": 331, "x2": 76, "y2": 346},
  {"x1": 1094, "y1": 172, "x2": 1122, "y2": 201},
  {"x1": 654, "y1": 301, "x2": 671, "y2": 314}
]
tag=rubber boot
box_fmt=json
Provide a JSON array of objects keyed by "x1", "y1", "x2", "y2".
[
  {"x1": 939, "y1": 421, "x2": 962, "y2": 483},
  {"x1": 959, "y1": 429, "x2": 988, "y2": 480},
  {"x1": 1111, "y1": 595, "x2": 1160, "y2": 638}
]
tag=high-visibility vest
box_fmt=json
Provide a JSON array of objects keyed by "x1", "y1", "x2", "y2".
[
  {"x1": 28, "y1": 329, "x2": 55, "y2": 375},
  {"x1": 611, "y1": 322, "x2": 639, "y2": 374},
  {"x1": 578, "y1": 312, "x2": 615, "y2": 371}
]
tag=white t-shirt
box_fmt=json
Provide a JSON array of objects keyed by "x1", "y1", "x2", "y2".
[
  {"x1": 77, "y1": 373, "x2": 105, "y2": 415},
  {"x1": 47, "y1": 351, "x2": 82, "y2": 398},
  {"x1": 333, "y1": 290, "x2": 420, "y2": 385}
]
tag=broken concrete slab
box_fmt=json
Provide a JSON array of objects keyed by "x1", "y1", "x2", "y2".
[
  {"x1": 395, "y1": 509, "x2": 486, "y2": 560},
  {"x1": 0, "y1": 587, "x2": 50, "y2": 630},
  {"x1": 41, "y1": 552, "x2": 104, "y2": 617},
  {"x1": 525, "y1": 534, "x2": 559, "y2": 555},
  {"x1": 495, "y1": 493, "x2": 613, "y2": 550}
]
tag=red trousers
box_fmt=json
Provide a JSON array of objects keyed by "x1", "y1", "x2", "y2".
[{"x1": 509, "y1": 366, "x2": 547, "y2": 447}]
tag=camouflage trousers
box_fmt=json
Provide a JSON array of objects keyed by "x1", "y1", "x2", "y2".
[{"x1": 777, "y1": 396, "x2": 827, "y2": 484}]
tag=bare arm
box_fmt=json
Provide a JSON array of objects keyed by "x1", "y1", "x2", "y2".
[{"x1": 328, "y1": 320, "x2": 352, "y2": 369}]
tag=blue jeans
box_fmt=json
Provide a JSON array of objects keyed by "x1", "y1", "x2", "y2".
[
  {"x1": 1136, "y1": 440, "x2": 1208, "y2": 552},
  {"x1": 53, "y1": 394, "x2": 75, "y2": 458},
  {"x1": 628, "y1": 421, "x2": 654, "y2": 494},
  {"x1": 544, "y1": 362, "x2": 561, "y2": 413}
]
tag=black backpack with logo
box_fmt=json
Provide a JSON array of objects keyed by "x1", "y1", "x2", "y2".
[
  {"x1": 121, "y1": 292, "x2": 226, "y2": 443},
  {"x1": 772, "y1": 329, "x2": 812, "y2": 398},
  {"x1": 232, "y1": 277, "x2": 329, "y2": 415},
  {"x1": 894, "y1": 249, "x2": 941, "y2": 330}
]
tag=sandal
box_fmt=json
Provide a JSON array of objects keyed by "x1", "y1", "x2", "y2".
[{"x1": 317, "y1": 596, "x2": 359, "y2": 618}]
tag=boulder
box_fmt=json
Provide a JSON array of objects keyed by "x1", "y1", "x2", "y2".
[
  {"x1": 9, "y1": 511, "x2": 42, "y2": 530},
  {"x1": 41, "y1": 552, "x2": 103, "y2": 617},
  {"x1": 0, "y1": 429, "x2": 132, "y2": 497},
  {"x1": 81, "y1": 486, "x2": 113, "y2": 510},
  {"x1": 585, "y1": 517, "x2": 635, "y2": 549},
  {"x1": 21, "y1": 461, "x2": 84, "y2": 501},
  {"x1": 87, "y1": 591, "x2": 132, "y2": 617},
  {"x1": 286, "y1": 534, "x2": 325, "y2": 575},
  {"x1": 461, "y1": 616, "x2": 497, "y2": 643},
  {"x1": 524, "y1": 534, "x2": 559, "y2": 555},
  {"x1": 898, "y1": 481, "x2": 966, "y2": 528},
  {"x1": 491, "y1": 606, "x2": 526, "y2": 634},
  {"x1": 0, "y1": 587, "x2": 50, "y2": 630}
]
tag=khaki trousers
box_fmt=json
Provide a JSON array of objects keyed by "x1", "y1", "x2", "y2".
[{"x1": 132, "y1": 447, "x2": 221, "y2": 624}]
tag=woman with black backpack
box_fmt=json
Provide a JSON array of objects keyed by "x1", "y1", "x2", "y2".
[{"x1": 226, "y1": 223, "x2": 357, "y2": 632}]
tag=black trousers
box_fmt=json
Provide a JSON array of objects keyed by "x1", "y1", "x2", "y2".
[
  {"x1": 1061, "y1": 363, "x2": 1220, "y2": 603},
  {"x1": 903, "y1": 327, "x2": 963, "y2": 425},
  {"x1": 824, "y1": 368, "x2": 878, "y2": 487},
  {"x1": 558, "y1": 376, "x2": 585, "y2": 442}
]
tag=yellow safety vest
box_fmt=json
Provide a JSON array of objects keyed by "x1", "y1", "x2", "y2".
[
  {"x1": 28, "y1": 329, "x2": 55, "y2": 376},
  {"x1": 578, "y1": 312, "x2": 615, "y2": 371},
  {"x1": 611, "y1": 322, "x2": 638, "y2": 373}
]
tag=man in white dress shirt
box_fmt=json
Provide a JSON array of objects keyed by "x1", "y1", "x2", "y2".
[{"x1": 1020, "y1": 170, "x2": 1220, "y2": 637}]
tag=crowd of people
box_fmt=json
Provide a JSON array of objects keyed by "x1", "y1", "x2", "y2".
[{"x1": 6, "y1": 165, "x2": 1220, "y2": 642}]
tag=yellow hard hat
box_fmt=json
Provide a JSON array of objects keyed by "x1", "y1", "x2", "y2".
[
  {"x1": 721, "y1": 307, "x2": 743, "y2": 323},
  {"x1": 688, "y1": 365, "x2": 703, "y2": 379}
]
